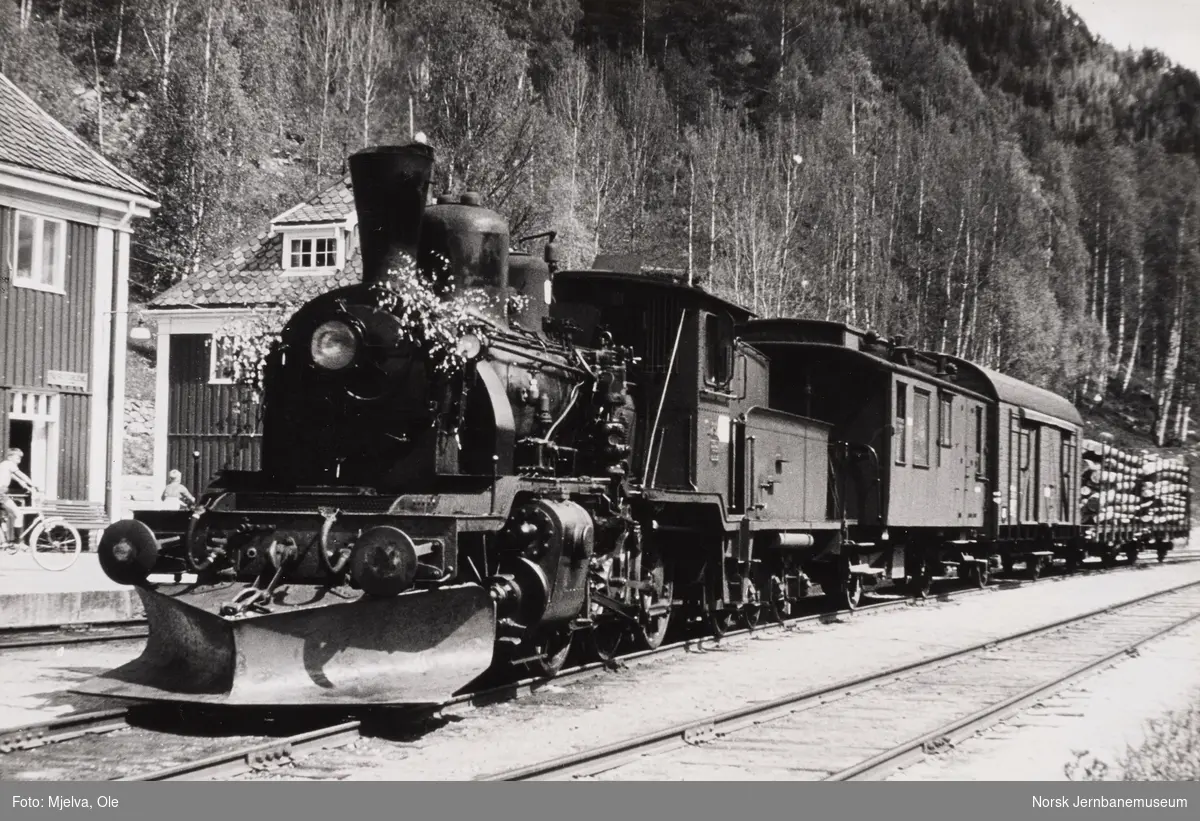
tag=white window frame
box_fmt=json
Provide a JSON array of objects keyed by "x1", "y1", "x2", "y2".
[
  {"x1": 11, "y1": 211, "x2": 67, "y2": 293},
  {"x1": 282, "y1": 228, "x2": 341, "y2": 274},
  {"x1": 208, "y1": 335, "x2": 236, "y2": 385}
]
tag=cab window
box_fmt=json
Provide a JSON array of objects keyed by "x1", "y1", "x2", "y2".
[{"x1": 704, "y1": 312, "x2": 733, "y2": 388}]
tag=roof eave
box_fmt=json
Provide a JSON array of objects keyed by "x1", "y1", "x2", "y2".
[{"x1": 0, "y1": 161, "x2": 158, "y2": 218}]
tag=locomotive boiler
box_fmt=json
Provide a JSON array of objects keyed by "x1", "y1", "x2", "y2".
[{"x1": 80, "y1": 143, "x2": 657, "y2": 705}]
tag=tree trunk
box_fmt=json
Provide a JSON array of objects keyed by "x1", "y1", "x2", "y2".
[
  {"x1": 850, "y1": 91, "x2": 859, "y2": 326},
  {"x1": 939, "y1": 204, "x2": 965, "y2": 354},
  {"x1": 687, "y1": 153, "x2": 695, "y2": 284},
  {"x1": 1155, "y1": 217, "x2": 1189, "y2": 446},
  {"x1": 114, "y1": 0, "x2": 125, "y2": 65},
  {"x1": 90, "y1": 28, "x2": 104, "y2": 153},
  {"x1": 955, "y1": 223, "x2": 972, "y2": 358},
  {"x1": 1112, "y1": 258, "x2": 1126, "y2": 383}
]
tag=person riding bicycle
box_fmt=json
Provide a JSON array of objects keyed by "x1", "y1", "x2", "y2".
[{"x1": 0, "y1": 448, "x2": 36, "y2": 545}]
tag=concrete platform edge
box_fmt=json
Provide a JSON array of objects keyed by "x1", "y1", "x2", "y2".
[{"x1": 0, "y1": 589, "x2": 145, "y2": 629}]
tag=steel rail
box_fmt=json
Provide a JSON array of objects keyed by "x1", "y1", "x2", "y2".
[
  {"x1": 825, "y1": 606, "x2": 1200, "y2": 781},
  {"x1": 0, "y1": 709, "x2": 131, "y2": 753},
  {"x1": 114, "y1": 721, "x2": 365, "y2": 782},
  {"x1": 7, "y1": 555, "x2": 1192, "y2": 779},
  {"x1": 0, "y1": 622, "x2": 149, "y2": 651},
  {"x1": 475, "y1": 577, "x2": 1200, "y2": 781},
  {"x1": 116, "y1": 594, "x2": 917, "y2": 781}
]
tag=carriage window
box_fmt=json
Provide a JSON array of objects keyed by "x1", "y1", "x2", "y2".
[
  {"x1": 975, "y1": 406, "x2": 986, "y2": 476},
  {"x1": 913, "y1": 390, "x2": 931, "y2": 468},
  {"x1": 704, "y1": 313, "x2": 733, "y2": 388},
  {"x1": 894, "y1": 383, "x2": 907, "y2": 465},
  {"x1": 939, "y1": 395, "x2": 953, "y2": 447}
]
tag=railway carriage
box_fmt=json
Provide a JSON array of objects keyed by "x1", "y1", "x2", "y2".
[{"x1": 737, "y1": 321, "x2": 994, "y2": 599}]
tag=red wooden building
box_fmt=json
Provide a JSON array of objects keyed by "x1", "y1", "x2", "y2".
[
  {"x1": 147, "y1": 177, "x2": 359, "y2": 493},
  {"x1": 0, "y1": 72, "x2": 157, "y2": 531}
]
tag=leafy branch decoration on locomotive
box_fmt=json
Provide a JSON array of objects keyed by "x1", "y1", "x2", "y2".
[
  {"x1": 214, "y1": 301, "x2": 303, "y2": 402},
  {"x1": 213, "y1": 251, "x2": 533, "y2": 402},
  {"x1": 74, "y1": 143, "x2": 1189, "y2": 710}
]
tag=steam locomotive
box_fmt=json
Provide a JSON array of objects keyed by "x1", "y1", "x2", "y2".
[{"x1": 78, "y1": 143, "x2": 1189, "y2": 707}]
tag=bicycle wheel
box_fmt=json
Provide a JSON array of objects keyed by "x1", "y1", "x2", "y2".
[{"x1": 29, "y1": 519, "x2": 82, "y2": 571}]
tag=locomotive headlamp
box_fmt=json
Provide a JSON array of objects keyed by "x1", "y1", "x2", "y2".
[
  {"x1": 455, "y1": 332, "x2": 486, "y2": 361},
  {"x1": 311, "y1": 320, "x2": 358, "y2": 370}
]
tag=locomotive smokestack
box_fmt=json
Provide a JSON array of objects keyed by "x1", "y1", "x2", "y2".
[{"x1": 349, "y1": 144, "x2": 435, "y2": 287}]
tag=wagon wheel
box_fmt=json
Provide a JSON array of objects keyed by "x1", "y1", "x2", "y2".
[
  {"x1": 524, "y1": 626, "x2": 574, "y2": 679},
  {"x1": 634, "y1": 551, "x2": 674, "y2": 651},
  {"x1": 740, "y1": 602, "x2": 763, "y2": 630},
  {"x1": 1028, "y1": 557, "x2": 1043, "y2": 581},
  {"x1": 709, "y1": 608, "x2": 735, "y2": 638},
  {"x1": 738, "y1": 577, "x2": 763, "y2": 631},
  {"x1": 840, "y1": 573, "x2": 864, "y2": 611},
  {"x1": 970, "y1": 563, "x2": 989, "y2": 590},
  {"x1": 910, "y1": 558, "x2": 933, "y2": 600}
]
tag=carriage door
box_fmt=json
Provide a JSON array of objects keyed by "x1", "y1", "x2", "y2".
[
  {"x1": 1017, "y1": 421, "x2": 1036, "y2": 523},
  {"x1": 1040, "y1": 426, "x2": 1060, "y2": 521},
  {"x1": 963, "y1": 402, "x2": 981, "y2": 525}
]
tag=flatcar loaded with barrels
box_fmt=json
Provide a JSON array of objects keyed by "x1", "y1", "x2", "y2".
[{"x1": 79, "y1": 144, "x2": 1191, "y2": 708}]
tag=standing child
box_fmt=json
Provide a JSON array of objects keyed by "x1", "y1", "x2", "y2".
[{"x1": 162, "y1": 469, "x2": 197, "y2": 509}]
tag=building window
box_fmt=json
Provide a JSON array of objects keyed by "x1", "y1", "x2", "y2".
[
  {"x1": 913, "y1": 389, "x2": 931, "y2": 468},
  {"x1": 12, "y1": 212, "x2": 66, "y2": 291},
  {"x1": 209, "y1": 336, "x2": 236, "y2": 384},
  {"x1": 288, "y1": 236, "x2": 337, "y2": 269},
  {"x1": 894, "y1": 382, "x2": 907, "y2": 465}
]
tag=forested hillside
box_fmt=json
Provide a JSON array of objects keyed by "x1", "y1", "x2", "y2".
[{"x1": 4, "y1": 0, "x2": 1199, "y2": 445}]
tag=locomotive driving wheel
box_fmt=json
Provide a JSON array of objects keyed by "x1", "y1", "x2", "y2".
[
  {"x1": 524, "y1": 626, "x2": 574, "y2": 679},
  {"x1": 634, "y1": 550, "x2": 674, "y2": 651},
  {"x1": 588, "y1": 538, "x2": 675, "y2": 661},
  {"x1": 588, "y1": 556, "x2": 629, "y2": 663}
]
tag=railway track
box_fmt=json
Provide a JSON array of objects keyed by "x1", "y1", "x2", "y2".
[
  {"x1": 476, "y1": 578, "x2": 1200, "y2": 781},
  {"x1": 2, "y1": 555, "x2": 1196, "y2": 781},
  {"x1": 0, "y1": 621, "x2": 148, "y2": 651}
]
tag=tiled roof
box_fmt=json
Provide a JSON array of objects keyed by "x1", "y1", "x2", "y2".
[
  {"x1": 271, "y1": 176, "x2": 354, "y2": 225},
  {"x1": 0, "y1": 72, "x2": 153, "y2": 198},
  {"x1": 151, "y1": 178, "x2": 358, "y2": 308},
  {"x1": 150, "y1": 232, "x2": 360, "y2": 308}
]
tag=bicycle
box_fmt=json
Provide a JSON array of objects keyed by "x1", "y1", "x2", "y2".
[{"x1": 0, "y1": 495, "x2": 82, "y2": 572}]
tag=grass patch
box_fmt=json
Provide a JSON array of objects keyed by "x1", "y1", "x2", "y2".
[{"x1": 1065, "y1": 691, "x2": 1200, "y2": 780}]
